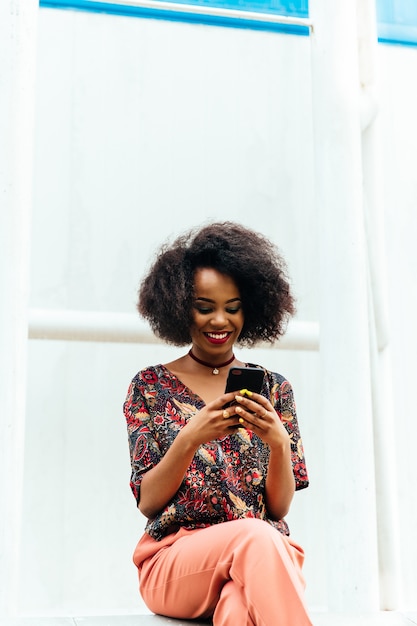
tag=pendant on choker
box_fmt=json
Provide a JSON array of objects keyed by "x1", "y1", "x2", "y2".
[{"x1": 188, "y1": 349, "x2": 235, "y2": 375}]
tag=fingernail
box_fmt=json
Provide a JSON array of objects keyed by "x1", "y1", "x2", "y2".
[{"x1": 240, "y1": 388, "x2": 253, "y2": 397}]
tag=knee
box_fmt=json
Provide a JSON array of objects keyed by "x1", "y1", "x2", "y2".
[{"x1": 228, "y1": 518, "x2": 278, "y2": 546}]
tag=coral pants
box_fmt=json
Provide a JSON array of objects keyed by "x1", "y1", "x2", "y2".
[{"x1": 133, "y1": 518, "x2": 313, "y2": 626}]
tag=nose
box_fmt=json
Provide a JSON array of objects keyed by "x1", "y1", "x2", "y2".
[{"x1": 210, "y1": 309, "x2": 227, "y2": 327}]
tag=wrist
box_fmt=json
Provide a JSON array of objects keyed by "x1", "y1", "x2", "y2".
[
  {"x1": 176, "y1": 423, "x2": 201, "y2": 454},
  {"x1": 268, "y1": 436, "x2": 291, "y2": 457}
]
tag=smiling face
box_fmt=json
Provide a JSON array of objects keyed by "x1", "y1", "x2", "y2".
[{"x1": 190, "y1": 267, "x2": 244, "y2": 363}]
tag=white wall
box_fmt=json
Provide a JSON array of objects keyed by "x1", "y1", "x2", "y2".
[
  {"x1": 377, "y1": 43, "x2": 417, "y2": 611},
  {"x1": 9, "y1": 4, "x2": 417, "y2": 617}
]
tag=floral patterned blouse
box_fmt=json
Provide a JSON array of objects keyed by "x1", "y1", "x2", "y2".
[{"x1": 123, "y1": 364, "x2": 308, "y2": 541}]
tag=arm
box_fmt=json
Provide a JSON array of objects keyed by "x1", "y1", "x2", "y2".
[
  {"x1": 124, "y1": 377, "x2": 246, "y2": 520},
  {"x1": 264, "y1": 436, "x2": 295, "y2": 520},
  {"x1": 139, "y1": 391, "x2": 247, "y2": 519},
  {"x1": 138, "y1": 427, "x2": 198, "y2": 519},
  {"x1": 233, "y1": 385, "x2": 297, "y2": 521}
]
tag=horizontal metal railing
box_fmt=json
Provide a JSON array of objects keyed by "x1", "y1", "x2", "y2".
[{"x1": 28, "y1": 308, "x2": 319, "y2": 351}]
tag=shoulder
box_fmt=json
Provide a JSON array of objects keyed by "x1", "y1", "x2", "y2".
[
  {"x1": 124, "y1": 364, "x2": 175, "y2": 420},
  {"x1": 128, "y1": 364, "x2": 186, "y2": 402},
  {"x1": 246, "y1": 363, "x2": 294, "y2": 408},
  {"x1": 125, "y1": 365, "x2": 166, "y2": 405},
  {"x1": 130, "y1": 364, "x2": 165, "y2": 387}
]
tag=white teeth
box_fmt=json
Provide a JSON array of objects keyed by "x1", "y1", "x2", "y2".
[{"x1": 207, "y1": 332, "x2": 228, "y2": 339}]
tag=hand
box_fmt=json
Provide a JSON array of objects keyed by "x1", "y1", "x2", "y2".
[
  {"x1": 229, "y1": 390, "x2": 290, "y2": 449},
  {"x1": 184, "y1": 392, "x2": 244, "y2": 446}
]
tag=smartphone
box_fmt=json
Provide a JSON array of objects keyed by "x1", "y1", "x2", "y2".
[{"x1": 224, "y1": 367, "x2": 265, "y2": 405}]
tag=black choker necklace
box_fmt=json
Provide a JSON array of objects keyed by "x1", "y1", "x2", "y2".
[{"x1": 188, "y1": 349, "x2": 235, "y2": 375}]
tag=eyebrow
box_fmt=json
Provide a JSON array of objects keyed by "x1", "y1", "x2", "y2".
[{"x1": 195, "y1": 297, "x2": 242, "y2": 304}]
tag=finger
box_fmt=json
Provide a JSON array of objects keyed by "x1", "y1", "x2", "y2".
[
  {"x1": 220, "y1": 391, "x2": 240, "y2": 407},
  {"x1": 222, "y1": 405, "x2": 237, "y2": 419},
  {"x1": 238, "y1": 389, "x2": 269, "y2": 405},
  {"x1": 234, "y1": 394, "x2": 269, "y2": 416},
  {"x1": 234, "y1": 410, "x2": 259, "y2": 432},
  {"x1": 235, "y1": 405, "x2": 269, "y2": 430}
]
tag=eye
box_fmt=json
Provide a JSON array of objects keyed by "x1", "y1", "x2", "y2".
[
  {"x1": 226, "y1": 307, "x2": 242, "y2": 314},
  {"x1": 194, "y1": 305, "x2": 213, "y2": 314}
]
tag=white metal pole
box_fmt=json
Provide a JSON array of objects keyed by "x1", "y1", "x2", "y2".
[
  {"x1": 27, "y1": 308, "x2": 320, "y2": 351},
  {"x1": 0, "y1": 0, "x2": 38, "y2": 616},
  {"x1": 310, "y1": 0, "x2": 379, "y2": 612},
  {"x1": 358, "y1": 0, "x2": 402, "y2": 609},
  {"x1": 367, "y1": 280, "x2": 401, "y2": 610}
]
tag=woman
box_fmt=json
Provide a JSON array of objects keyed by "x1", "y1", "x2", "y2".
[{"x1": 124, "y1": 222, "x2": 312, "y2": 625}]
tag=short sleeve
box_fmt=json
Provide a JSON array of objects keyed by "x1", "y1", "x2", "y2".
[
  {"x1": 123, "y1": 379, "x2": 162, "y2": 504},
  {"x1": 272, "y1": 377, "x2": 309, "y2": 491}
]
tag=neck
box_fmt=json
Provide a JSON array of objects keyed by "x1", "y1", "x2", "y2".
[{"x1": 188, "y1": 349, "x2": 235, "y2": 375}]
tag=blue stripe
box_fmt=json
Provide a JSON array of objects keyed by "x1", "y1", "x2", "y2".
[
  {"x1": 376, "y1": 0, "x2": 417, "y2": 46},
  {"x1": 39, "y1": 0, "x2": 310, "y2": 35},
  {"x1": 378, "y1": 23, "x2": 417, "y2": 47},
  {"x1": 39, "y1": 0, "x2": 417, "y2": 45}
]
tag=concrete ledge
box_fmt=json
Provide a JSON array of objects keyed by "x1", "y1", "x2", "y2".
[{"x1": 1, "y1": 613, "x2": 416, "y2": 626}]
